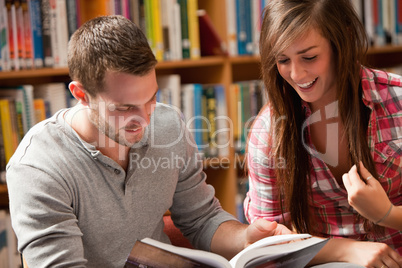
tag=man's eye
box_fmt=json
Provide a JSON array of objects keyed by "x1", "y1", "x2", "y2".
[
  {"x1": 116, "y1": 106, "x2": 132, "y2": 111},
  {"x1": 109, "y1": 104, "x2": 131, "y2": 112}
]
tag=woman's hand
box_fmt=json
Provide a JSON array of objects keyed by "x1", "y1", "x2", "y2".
[
  {"x1": 310, "y1": 239, "x2": 402, "y2": 267},
  {"x1": 342, "y1": 162, "x2": 392, "y2": 225},
  {"x1": 342, "y1": 240, "x2": 402, "y2": 268}
]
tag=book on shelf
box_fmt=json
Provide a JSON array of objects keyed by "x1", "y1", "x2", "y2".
[
  {"x1": 34, "y1": 83, "x2": 68, "y2": 118},
  {"x1": 157, "y1": 74, "x2": 181, "y2": 109},
  {"x1": 160, "y1": 0, "x2": 171, "y2": 60},
  {"x1": 144, "y1": 0, "x2": 155, "y2": 57},
  {"x1": 178, "y1": 0, "x2": 190, "y2": 59},
  {"x1": 28, "y1": 0, "x2": 44, "y2": 68},
  {"x1": 203, "y1": 85, "x2": 217, "y2": 157},
  {"x1": 41, "y1": 0, "x2": 54, "y2": 67},
  {"x1": 55, "y1": 0, "x2": 69, "y2": 67},
  {"x1": 65, "y1": 0, "x2": 78, "y2": 39},
  {"x1": 225, "y1": 0, "x2": 238, "y2": 56},
  {"x1": 124, "y1": 234, "x2": 328, "y2": 268},
  {"x1": 15, "y1": 0, "x2": 27, "y2": 69},
  {"x1": 228, "y1": 83, "x2": 241, "y2": 152},
  {"x1": 214, "y1": 84, "x2": 230, "y2": 158},
  {"x1": 251, "y1": 0, "x2": 264, "y2": 55},
  {"x1": 0, "y1": 210, "x2": 8, "y2": 267},
  {"x1": 33, "y1": 98, "x2": 46, "y2": 122},
  {"x1": 229, "y1": 80, "x2": 266, "y2": 154},
  {"x1": 186, "y1": 0, "x2": 200, "y2": 59},
  {"x1": 7, "y1": 99, "x2": 22, "y2": 147},
  {"x1": 151, "y1": 0, "x2": 164, "y2": 61},
  {"x1": 21, "y1": 0, "x2": 33, "y2": 69},
  {"x1": 0, "y1": 98, "x2": 16, "y2": 163},
  {"x1": 78, "y1": 0, "x2": 113, "y2": 25},
  {"x1": 235, "y1": 0, "x2": 253, "y2": 55},
  {"x1": 0, "y1": 114, "x2": 5, "y2": 178},
  {"x1": 6, "y1": 0, "x2": 19, "y2": 70},
  {"x1": 181, "y1": 83, "x2": 203, "y2": 152},
  {"x1": 197, "y1": 9, "x2": 227, "y2": 56},
  {"x1": 397, "y1": 0, "x2": 402, "y2": 44},
  {"x1": 0, "y1": 210, "x2": 20, "y2": 268}
]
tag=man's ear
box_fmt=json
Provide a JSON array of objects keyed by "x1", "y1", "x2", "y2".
[{"x1": 69, "y1": 81, "x2": 88, "y2": 104}]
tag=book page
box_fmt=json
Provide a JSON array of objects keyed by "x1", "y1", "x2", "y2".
[
  {"x1": 230, "y1": 237, "x2": 328, "y2": 268},
  {"x1": 141, "y1": 238, "x2": 231, "y2": 268},
  {"x1": 229, "y1": 233, "x2": 311, "y2": 265}
]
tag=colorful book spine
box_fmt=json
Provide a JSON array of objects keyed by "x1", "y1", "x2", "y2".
[
  {"x1": 130, "y1": 0, "x2": 140, "y2": 26},
  {"x1": 15, "y1": 0, "x2": 26, "y2": 69},
  {"x1": 203, "y1": 85, "x2": 217, "y2": 157},
  {"x1": 7, "y1": 99, "x2": 20, "y2": 148},
  {"x1": 214, "y1": 84, "x2": 230, "y2": 157},
  {"x1": 15, "y1": 100, "x2": 24, "y2": 141},
  {"x1": 0, "y1": 0, "x2": 11, "y2": 71},
  {"x1": 0, "y1": 99, "x2": 15, "y2": 163},
  {"x1": 0, "y1": 115, "x2": 5, "y2": 173},
  {"x1": 396, "y1": 0, "x2": 402, "y2": 44},
  {"x1": 151, "y1": 0, "x2": 163, "y2": 61},
  {"x1": 41, "y1": 0, "x2": 54, "y2": 67},
  {"x1": 65, "y1": 0, "x2": 78, "y2": 38},
  {"x1": 235, "y1": 0, "x2": 253, "y2": 55},
  {"x1": 121, "y1": 0, "x2": 130, "y2": 19},
  {"x1": 186, "y1": 0, "x2": 200, "y2": 59},
  {"x1": 193, "y1": 84, "x2": 203, "y2": 152},
  {"x1": 225, "y1": 0, "x2": 237, "y2": 56},
  {"x1": 144, "y1": 0, "x2": 154, "y2": 55},
  {"x1": 33, "y1": 98, "x2": 46, "y2": 123},
  {"x1": 28, "y1": 0, "x2": 44, "y2": 68},
  {"x1": 21, "y1": 0, "x2": 33, "y2": 68},
  {"x1": 178, "y1": 0, "x2": 190, "y2": 59},
  {"x1": 6, "y1": 0, "x2": 18, "y2": 70},
  {"x1": 373, "y1": 0, "x2": 386, "y2": 46},
  {"x1": 197, "y1": 9, "x2": 227, "y2": 56},
  {"x1": 114, "y1": 0, "x2": 121, "y2": 15},
  {"x1": 172, "y1": 1, "x2": 182, "y2": 60},
  {"x1": 55, "y1": 0, "x2": 69, "y2": 67},
  {"x1": 78, "y1": 0, "x2": 112, "y2": 25}
]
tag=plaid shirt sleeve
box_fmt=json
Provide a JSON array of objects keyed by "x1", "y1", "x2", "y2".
[{"x1": 244, "y1": 106, "x2": 291, "y2": 225}]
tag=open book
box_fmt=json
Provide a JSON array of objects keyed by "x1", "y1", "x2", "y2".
[{"x1": 124, "y1": 234, "x2": 328, "y2": 268}]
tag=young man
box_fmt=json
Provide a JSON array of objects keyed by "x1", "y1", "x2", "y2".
[{"x1": 6, "y1": 15, "x2": 290, "y2": 267}]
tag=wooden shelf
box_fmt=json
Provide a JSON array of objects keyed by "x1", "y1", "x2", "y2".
[
  {"x1": 0, "y1": 67, "x2": 69, "y2": 79},
  {"x1": 156, "y1": 56, "x2": 226, "y2": 69},
  {"x1": 0, "y1": 184, "x2": 8, "y2": 208},
  {"x1": 368, "y1": 45, "x2": 402, "y2": 54}
]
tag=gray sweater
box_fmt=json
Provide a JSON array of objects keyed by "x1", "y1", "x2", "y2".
[{"x1": 6, "y1": 103, "x2": 236, "y2": 267}]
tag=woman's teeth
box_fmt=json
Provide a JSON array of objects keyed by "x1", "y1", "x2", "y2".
[{"x1": 297, "y1": 78, "x2": 317, "y2": 89}]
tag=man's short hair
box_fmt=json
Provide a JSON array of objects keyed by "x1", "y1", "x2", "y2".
[{"x1": 67, "y1": 15, "x2": 157, "y2": 97}]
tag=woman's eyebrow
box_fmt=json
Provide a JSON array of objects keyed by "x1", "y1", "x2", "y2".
[{"x1": 297, "y1": 46, "x2": 318, "y2": 54}]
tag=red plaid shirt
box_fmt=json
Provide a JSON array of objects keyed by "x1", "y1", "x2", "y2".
[{"x1": 244, "y1": 67, "x2": 402, "y2": 254}]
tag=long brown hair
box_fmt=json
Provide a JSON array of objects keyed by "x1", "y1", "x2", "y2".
[{"x1": 259, "y1": 0, "x2": 376, "y2": 233}]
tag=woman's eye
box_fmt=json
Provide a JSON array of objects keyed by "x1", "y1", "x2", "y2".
[
  {"x1": 277, "y1": 59, "x2": 289, "y2": 64},
  {"x1": 304, "y1": 56, "x2": 317, "y2": 61}
]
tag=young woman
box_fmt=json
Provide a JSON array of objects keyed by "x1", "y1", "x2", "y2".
[{"x1": 244, "y1": 0, "x2": 402, "y2": 266}]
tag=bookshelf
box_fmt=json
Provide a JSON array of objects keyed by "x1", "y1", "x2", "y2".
[{"x1": 1, "y1": 0, "x2": 402, "y2": 218}]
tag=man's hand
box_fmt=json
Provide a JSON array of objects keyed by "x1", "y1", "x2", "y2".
[{"x1": 245, "y1": 219, "x2": 294, "y2": 247}]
